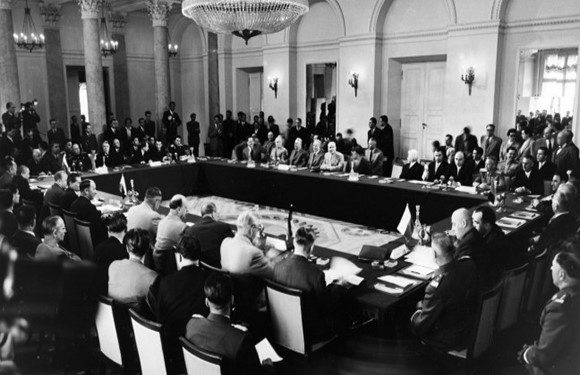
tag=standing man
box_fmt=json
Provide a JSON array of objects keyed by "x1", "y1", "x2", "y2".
[
  {"x1": 162, "y1": 101, "x2": 182, "y2": 146},
  {"x1": 378, "y1": 115, "x2": 394, "y2": 177},
  {"x1": 366, "y1": 138, "x2": 384, "y2": 176},
  {"x1": 455, "y1": 127, "x2": 478, "y2": 154},
  {"x1": 70, "y1": 179, "x2": 108, "y2": 245},
  {"x1": 222, "y1": 110, "x2": 236, "y2": 158},
  {"x1": 47, "y1": 119, "x2": 66, "y2": 148},
  {"x1": 2, "y1": 102, "x2": 21, "y2": 134},
  {"x1": 144, "y1": 110, "x2": 156, "y2": 138},
  {"x1": 480, "y1": 124, "x2": 502, "y2": 160},
  {"x1": 553, "y1": 130, "x2": 579, "y2": 180},
  {"x1": 208, "y1": 115, "x2": 224, "y2": 157},
  {"x1": 186, "y1": 113, "x2": 200, "y2": 157},
  {"x1": 288, "y1": 117, "x2": 310, "y2": 151}
]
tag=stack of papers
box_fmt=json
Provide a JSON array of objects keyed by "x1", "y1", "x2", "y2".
[
  {"x1": 378, "y1": 275, "x2": 418, "y2": 289},
  {"x1": 399, "y1": 264, "x2": 434, "y2": 280},
  {"x1": 496, "y1": 217, "x2": 526, "y2": 229},
  {"x1": 511, "y1": 211, "x2": 540, "y2": 220},
  {"x1": 405, "y1": 245, "x2": 437, "y2": 270},
  {"x1": 322, "y1": 257, "x2": 362, "y2": 286},
  {"x1": 97, "y1": 204, "x2": 123, "y2": 213}
]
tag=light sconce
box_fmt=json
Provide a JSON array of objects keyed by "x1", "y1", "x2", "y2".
[
  {"x1": 461, "y1": 66, "x2": 475, "y2": 96},
  {"x1": 347, "y1": 72, "x2": 359, "y2": 97},
  {"x1": 268, "y1": 76, "x2": 278, "y2": 98}
]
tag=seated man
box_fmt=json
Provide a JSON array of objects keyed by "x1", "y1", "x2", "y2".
[
  {"x1": 67, "y1": 143, "x2": 91, "y2": 172},
  {"x1": 0, "y1": 160, "x2": 16, "y2": 188},
  {"x1": 273, "y1": 227, "x2": 345, "y2": 342},
  {"x1": 424, "y1": 148, "x2": 449, "y2": 182},
  {"x1": 472, "y1": 206, "x2": 514, "y2": 270},
  {"x1": 35, "y1": 216, "x2": 81, "y2": 261},
  {"x1": 182, "y1": 202, "x2": 234, "y2": 268},
  {"x1": 154, "y1": 194, "x2": 188, "y2": 275},
  {"x1": 288, "y1": 138, "x2": 308, "y2": 167},
  {"x1": 12, "y1": 165, "x2": 40, "y2": 204},
  {"x1": 320, "y1": 141, "x2": 345, "y2": 172},
  {"x1": 348, "y1": 147, "x2": 371, "y2": 175},
  {"x1": 70, "y1": 179, "x2": 108, "y2": 245},
  {"x1": 365, "y1": 137, "x2": 384, "y2": 176},
  {"x1": 0, "y1": 189, "x2": 17, "y2": 238},
  {"x1": 307, "y1": 139, "x2": 325, "y2": 171},
  {"x1": 400, "y1": 149, "x2": 424, "y2": 181},
  {"x1": 126, "y1": 186, "x2": 163, "y2": 240},
  {"x1": 519, "y1": 249, "x2": 580, "y2": 374},
  {"x1": 167, "y1": 136, "x2": 187, "y2": 158},
  {"x1": 42, "y1": 170, "x2": 68, "y2": 212},
  {"x1": 59, "y1": 172, "x2": 81, "y2": 211},
  {"x1": 241, "y1": 136, "x2": 263, "y2": 163},
  {"x1": 10, "y1": 205, "x2": 41, "y2": 258},
  {"x1": 94, "y1": 212, "x2": 128, "y2": 294},
  {"x1": 269, "y1": 135, "x2": 288, "y2": 164},
  {"x1": 499, "y1": 146, "x2": 519, "y2": 187},
  {"x1": 185, "y1": 273, "x2": 266, "y2": 375},
  {"x1": 513, "y1": 155, "x2": 543, "y2": 195},
  {"x1": 473, "y1": 156, "x2": 506, "y2": 194},
  {"x1": 410, "y1": 233, "x2": 477, "y2": 351},
  {"x1": 108, "y1": 228, "x2": 157, "y2": 310},
  {"x1": 446, "y1": 151, "x2": 474, "y2": 186},
  {"x1": 96, "y1": 141, "x2": 119, "y2": 168}
]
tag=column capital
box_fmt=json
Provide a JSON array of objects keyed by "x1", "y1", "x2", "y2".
[
  {"x1": 0, "y1": 0, "x2": 13, "y2": 10},
  {"x1": 40, "y1": 2, "x2": 62, "y2": 28},
  {"x1": 77, "y1": 0, "x2": 102, "y2": 19},
  {"x1": 146, "y1": 0, "x2": 175, "y2": 27}
]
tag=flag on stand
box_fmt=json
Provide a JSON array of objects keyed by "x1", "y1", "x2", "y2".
[{"x1": 397, "y1": 204, "x2": 414, "y2": 239}]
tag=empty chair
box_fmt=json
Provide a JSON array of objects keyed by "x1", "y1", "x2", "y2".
[
  {"x1": 62, "y1": 209, "x2": 79, "y2": 255},
  {"x1": 48, "y1": 202, "x2": 62, "y2": 217},
  {"x1": 180, "y1": 337, "x2": 223, "y2": 375},
  {"x1": 95, "y1": 296, "x2": 123, "y2": 370},
  {"x1": 265, "y1": 279, "x2": 335, "y2": 356},
  {"x1": 525, "y1": 249, "x2": 548, "y2": 314},
  {"x1": 496, "y1": 263, "x2": 529, "y2": 331},
  {"x1": 129, "y1": 308, "x2": 169, "y2": 375},
  {"x1": 74, "y1": 217, "x2": 95, "y2": 261}
]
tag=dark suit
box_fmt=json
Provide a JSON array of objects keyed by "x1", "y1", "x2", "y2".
[
  {"x1": 0, "y1": 211, "x2": 17, "y2": 238},
  {"x1": 256, "y1": 125, "x2": 279, "y2": 144},
  {"x1": 480, "y1": 135, "x2": 502, "y2": 160},
  {"x1": 513, "y1": 169, "x2": 544, "y2": 195},
  {"x1": 0, "y1": 172, "x2": 14, "y2": 189},
  {"x1": 483, "y1": 224, "x2": 516, "y2": 270},
  {"x1": 287, "y1": 126, "x2": 310, "y2": 150},
  {"x1": 40, "y1": 153, "x2": 64, "y2": 174},
  {"x1": 552, "y1": 143, "x2": 580, "y2": 179},
  {"x1": 241, "y1": 145, "x2": 263, "y2": 163},
  {"x1": 455, "y1": 228, "x2": 497, "y2": 288},
  {"x1": 47, "y1": 128, "x2": 66, "y2": 147},
  {"x1": 208, "y1": 123, "x2": 224, "y2": 157},
  {"x1": 182, "y1": 216, "x2": 234, "y2": 268},
  {"x1": 70, "y1": 196, "x2": 108, "y2": 245},
  {"x1": 400, "y1": 162, "x2": 424, "y2": 181},
  {"x1": 455, "y1": 133, "x2": 478, "y2": 153},
  {"x1": 11, "y1": 175, "x2": 32, "y2": 201},
  {"x1": 10, "y1": 230, "x2": 40, "y2": 258},
  {"x1": 80, "y1": 133, "x2": 98, "y2": 152},
  {"x1": 162, "y1": 110, "x2": 182, "y2": 146},
  {"x1": 43, "y1": 183, "x2": 65, "y2": 208},
  {"x1": 536, "y1": 213, "x2": 577, "y2": 252},
  {"x1": 446, "y1": 163, "x2": 474, "y2": 186},
  {"x1": 185, "y1": 313, "x2": 262, "y2": 375},
  {"x1": 426, "y1": 160, "x2": 449, "y2": 182},
  {"x1": 96, "y1": 152, "x2": 117, "y2": 168},
  {"x1": 144, "y1": 119, "x2": 156, "y2": 138},
  {"x1": 366, "y1": 149, "x2": 384, "y2": 175},
  {"x1": 307, "y1": 151, "x2": 324, "y2": 170},
  {"x1": 186, "y1": 120, "x2": 200, "y2": 156},
  {"x1": 288, "y1": 149, "x2": 308, "y2": 167},
  {"x1": 0, "y1": 135, "x2": 18, "y2": 161},
  {"x1": 93, "y1": 236, "x2": 127, "y2": 293},
  {"x1": 535, "y1": 161, "x2": 558, "y2": 182},
  {"x1": 59, "y1": 188, "x2": 78, "y2": 212}
]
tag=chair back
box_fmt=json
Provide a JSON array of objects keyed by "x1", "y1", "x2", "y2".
[
  {"x1": 468, "y1": 280, "x2": 503, "y2": 360},
  {"x1": 543, "y1": 180, "x2": 552, "y2": 196},
  {"x1": 526, "y1": 249, "x2": 548, "y2": 313},
  {"x1": 497, "y1": 263, "x2": 529, "y2": 331},
  {"x1": 200, "y1": 261, "x2": 228, "y2": 274},
  {"x1": 180, "y1": 337, "x2": 223, "y2": 375},
  {"x1": 62, "y1": 209, "x2": 79, "y2": 255},
  {"x1": 95, "y1": 296, "x2": 123, "y2": 367},
  {"x1": 265, "y1": 279, "x2": 306, "y2": 354},
  {"x1": 391, "y1": 164, "x2": 403, "y2": 178},
  {"x1": 74, "y1": 217, "x2": 94, "y2": 260},
  {"x1": 48, "y1": 202, "x2": 62, "y2": 217},
  {"x1": 129, "y1": 309, "x2": 168, "y2": 375}
]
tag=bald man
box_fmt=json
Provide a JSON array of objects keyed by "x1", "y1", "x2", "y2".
[
  {"x1": 289, "y1": 138, "x2": 308, "y2": 167},
  {"x1": 154, "y1": 194, "x2": 188, "y2": 275}
]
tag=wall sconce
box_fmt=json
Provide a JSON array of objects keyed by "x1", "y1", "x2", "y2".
[
  {"x1": 347, "y1": 72, "x2": 359, "y2": 97},
  {"x1": 268, "y1": 76, "x2": 278, "y2": 98},
  {"x1": 461, "y1": 66, "x2": 475, "y2": 96}
]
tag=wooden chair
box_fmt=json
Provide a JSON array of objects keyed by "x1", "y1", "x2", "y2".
[
  {"x1": 265, "y1": 279, "x2": 335, "y2": 356},
  {"x1": 48, "y1": 202, "x2": 62, "y2": 217},
  {"x1": 496, "y1": 263, "x2": 529, "y2": 331},
  {"x1": 94, "y1": 296, "x2": 124, "y2": 372},
  {"x1": 180, "y1": 337, "x2": 223, "y2": 375},
  {"x1": 129, "y1": 308, "x2": 169, "y2": 375},
  {"x1": 391, "y1": 163, "x2": 403, "y2": 178},
  {"x1": 62, "y1": 209, "x2": 79, "y2": 256},
  {"x1": 525, "y1": 249, "x2": 548, "y2": 314},
  {"x1": 448, "y1": 280, "x2": 503, "y2": 371},
  {"x1": 74, "y1": 217, "x2": 94, "y2": 261}
]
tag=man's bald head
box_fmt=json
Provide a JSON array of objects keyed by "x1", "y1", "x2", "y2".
[{"x1": 451, "y1": 208, "x2": 473, "y2": 239}]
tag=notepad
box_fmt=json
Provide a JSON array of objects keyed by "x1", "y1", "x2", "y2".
[
  {"x1": 511, "y1": 211, "x2": 540, "y2": 220},
  {"x1": 255, "y1": 338, "x2": 283, "y2": 363},
  {"x1": 405, "y1": 245, "x2": 438, "y2": 270},
  {"x1": 378, "y1": 275, "x2": 417, "y2": 289},
  {"x1": 399, "y1": 264, "x2": 434, "y2": 280},
  {"x1": 373, "y1": 283, "x2": 403, "y2": 295},
  {"x1": 497, "y1": 217, "x2": 526, "y2": 229}
]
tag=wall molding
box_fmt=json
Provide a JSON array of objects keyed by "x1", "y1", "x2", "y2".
[{"x1": 504, "y1": 15, "x2": 580, "y2": 30}]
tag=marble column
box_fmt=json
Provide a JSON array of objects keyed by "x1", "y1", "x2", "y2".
[
  {"x1": 78, "y1": 0, "x2": 106, "y2": 129},
  {"x1": 41, "y1": 2, "x2": 67, "y2": 132},
  {"x1": 111, "y1": 13, "x2": 130, "y2": 123},
  {"x1": 0, "y1": 0, "x2": 21, "y2": 108},
  {"x1": 208, "y1": 32, "x2": 220, "y2": 122},
  {"x1": 147, "y1": 0, "x2": 172, "y2": 140}
]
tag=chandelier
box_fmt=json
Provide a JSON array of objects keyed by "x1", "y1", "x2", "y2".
[
  {"x1": 168, "y1": 35, "x2": 179, "y2": 58},
  {"x1": 182, "y1": 0, "x2": 309, "y2": 45},
  {"x1": 13, "y1": 0, "x2": 45, "y2": 52},
  {"x1": 99, "y1": 2, "x2": 118, "y2": 57}
]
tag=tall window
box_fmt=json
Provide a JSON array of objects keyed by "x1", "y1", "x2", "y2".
[{"x1": 539, "y1": 50, "x2": 577, "y2": 114}]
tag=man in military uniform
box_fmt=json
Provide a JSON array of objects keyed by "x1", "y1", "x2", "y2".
[
  {"x1": 410, "y1": 233, "x2": 478, "y2": 351},
  {"x1": 518, "y1": 249, "x2": 580, "y2": 375}
]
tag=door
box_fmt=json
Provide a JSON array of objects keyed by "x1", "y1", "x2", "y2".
[{"x1": 401, "y1": 61, "x2": 445, "y2": 159}]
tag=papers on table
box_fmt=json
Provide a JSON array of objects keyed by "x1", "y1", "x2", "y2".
[
  {"x1": 255, "y1": 338, "x2": 283, "y2": 363},
  {"x1": 97, "y1": 204, "x2": 123, "y2": 213},
  {"x1": 510, "y1": 211, "x2": 540, "y2": 220},
  {"x1": 496, "y1": 217, "x2": 526, "y2": 229},
  {"x1": 266, "y1": 236, "x2": 287, "y2": 251},
  {"x1": 322, "y1": 257, "x2": 362, "y2": 286},
  {"x1": 455, "y1": 186, "x2": 477, "y2": 194},
  {"x1": 404, "y1": 245, "x2": 437, "y2": 270},
  {"x1": 407, "y1": 180, "x2": 431, "y2": 185},
  {"x1": 399, "y1": 264, "x2": 434, "y2": 280},
  {"x1": 378, "y1": 275, "x2": 417, "y2": 289}
]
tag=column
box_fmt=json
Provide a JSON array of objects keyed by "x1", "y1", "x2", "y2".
[
  {"x1": 78, "y1": 0, "x2": 106, "y2": 129},
  {"x1": 147, "y1": 0, "x2": 172, "y2": 140},
  {"x1": 208, "y1": 32, "x2": 220, "y2": 123},
  {"x1": 0, "y1": 0, "x2": 21, "y2": 108},
  {"x1": 110, "y1": 13, "x2": 130, "y2": 122},
  {"x1": 41, "y1": 2, "x2": 67, "y2": 132}
]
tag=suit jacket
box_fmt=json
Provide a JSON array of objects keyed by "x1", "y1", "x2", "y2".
[
  {"x1": 321, "y1": 152, "x2": 345, "y2": 171},
  {"x1": 0, "y1": 172, "x2": 14, "y2": 189},
  {"x1": 532, "y1": 136, "x2": 557, "y2": 157},
  {"x1": 94, "y1": 236, "x2": 128, "y2": 293},
  {"x1": 455, "y1": 228, "x2": 497, "y2": 288},
  {"x1": 81, "y1": 133, "x2": 98, "y2": 152},
  {"x1": 185, "y1": 313, "x2": 262, "y2": 375},
  {"x1": 483, "y1": 225, "x2": 514, "y2": 271},
  {"x1": 108, "y1": 259, "x2": 157, "y2": 308},
  {"x1": 182, "y1": 217, "x2": 234, "y2": 268},
  {"x1": 535, "y1": 161, "x2": 557, "y2": 182},
  {"x1": 446, "y1": 163, "x2": 474, "y2": 186},
  {"x1": 269, "y1": 147, "x2": 288, "y2": 164},
  {"x1": 10, "y1": 229, "x2": 40, "y2": 258},
  {"x1": 426, "y1": 160, "x2": 449, "y2": 182},
  {"x1": 241, "y1": 145, "x2": 263, "y2": 163},
  {"x1": 480, "y1": 135, "x2": 502, "y2": 159},
  {"x1": 349, "y1": 158, "x2": 372, "y2": 175},
  {"x1": 59, "y1": 188, "x2": 78, "y2": 211},
  {"x1": 365, "y1": 149, "x2": 384, "y2": 175},
  {"x1": 287, "y1": 126, "x2": 310, "y2": 149},
  {"x1": 513, "y1": 168, "x2": 544, "y2": 195},
  {"x1": 70, "y1": 195, "x2": 108, "y2": 245},
  {"x1": 307, "y1": 151, "x2": 325, "y2": 170},
  {"x1": 288, "y1": 149, "x2": 308, "y2": 167},
  {"x1": 552, "y1": 143, "x2": 580, "y2": 179},
  {"x1": 455, "y1": 133, "x2": 478, "y2": 153},
  {"x1": 144, "y1": 120, "x2": 156, "y2": 138},
  {"x1": 126, "y1": 202, "x2": 163, "y2": 240},
  {"x1": 519, "y1": 138, "x2": 535, "y2": 159},
  {"x1": 11, "y1": 175, "x2": 33, "y2": 201},
  {"x1": 47, "y1": 128, "x2": 66, "y2": 146},
  {"x1": 400, "y1": 162, "x2": 424, "y2": 181},
  {"x1": 40, "y1": 153, "x2": 63, "y2": 174},
  {"x1": 162, "y1": 110, "x2": 182, "y2": 133},
  {"x1": 43, "y1": 183, "x2": 65, "y2": 207},
  {"x1": 0, "y1": 211, "x2": 17, "y2": 238},
  {"x1": 500, "y1": 141, "x2": 521, "y2": 161},
  {"x1": 381, "y1": 124, "x2": 395, "y2": 161},
  {"x1": 220, "y1": 233, "x2": 272, "y2": 279},
  {"x1": 536, "y1": 213, "x2": 577, "y2": 251}
]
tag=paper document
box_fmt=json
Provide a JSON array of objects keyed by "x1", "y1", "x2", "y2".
[
  {"x1": 497, "y1": 217, "x2": 526, "y2": 229},
  {"x1": 405, "y1": 245, "x2": 438, "y2": 270},
  {"x1": 399, "y1": 264, "x2": 434, "y2": 280},
  {"x1": 255, "y1": 338, "x2": 283, "y2": 363},
  {"x1": 510, "y1": 211, "x2": 540, "y2": 220},
  {"x1": 373, "y1": 283, "x2": 403, "y2": 295},
  {"x1": 97, "y1": 204, "x2": 123, "y2": 213},
  {"x1": 323, "y1": 257, "x2": 362, "y2": 286},
  {"x1": 378, "y1": 275, "x2": 417, "y2": 289},
  {"x1": 455, "y1": 186, "x2": 477, "y2": 194},
  {"x1": 267, "y1": 237, "x2": 287, "y2": 251},
  {"x1": 407, "y1": 180, "x2": 430, "y2": 185}
]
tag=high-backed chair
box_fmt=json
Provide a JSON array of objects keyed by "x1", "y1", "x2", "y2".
[
  {"x1": 496, "y1": 263, "x2": 529, "y2": 331},
  {"x1": 525, "y1": 249, "x2": 548, "y2": 314},
  {"x1": 129, "y1": 309, "x2": 168, "y2": 375},
  {"x1": 265, "y1": 279, "x2": 335, "y2": 356},
  {"x1": 74, "y1": 217, "x2": 94, "y2": 261},
  {"x1": 180, "y1": 337, "x2": 223, "y2": 375},
  {"x1": 95, "y1": 296, "x2": 124, "y2": 371},
  {"x1": 391, "y1": 163, "x2": 403, "y2": 178},
  {"x1": 448, "y1": 280, "x2": 503, "y2": 371},
  {"x1": 48, "y1": 202, "x2": 62, "y2": 217},
  {"x1": 62, "y1": 209, "x2": 79, "y2": 255}
]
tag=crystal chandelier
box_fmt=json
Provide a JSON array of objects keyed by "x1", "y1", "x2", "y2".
[
  {"x1": 182, "y1": 0, "x2": 309, "y2": 44},
  {"x1": 100, "y1": 2, "x2": 118, "y2": 57},
  {"x1": 13, "y1": 0, "x2": 45, "y2": 52}
]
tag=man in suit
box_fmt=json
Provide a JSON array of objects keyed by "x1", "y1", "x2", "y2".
[
  {"x1": 532, "y1": 126, "x2": 557, "y2": 158},
  {"x1": 47, "y1": 119, "x2": 66, "y2": 148},
  {"x1": 186, "y1": 113, "x2": 200, "y2": 157},
  {"x1": 410, "y1": 233, "x2": 478, "y2": 351},
  {"x1": 367, "y1": 117, "x2": 383, "y2": 147},
  {"x1": 535, "y1": 146, "x2": 558, "y2": 182},
  {"x1": 11, "y1": 165, "x2": 36, "y2": 203},
  {"x1": 0, "y1": 189, "x2": 17, "y2": 238},
  {"x1": 348, "y1": 147, "x2": 372, "y2": 175},
  {"x1": 104, "y1": 119, "x2": 121, "y2": 145},
  {"x1": 10, "y1": 205, "x2": 40, "y2": 258},
  {"x1": 96, "y1": 141, "x2": 116, "y2": 168},
  {"x1": 500, "y1": 129, "x2": 521, "y2": 162},
  {"x1": 67, "y1": 143, "x2": 91, "y2": 172},
  {"x1": 42, "y1": 170, "x2": 68, "y2": 210},
  {"x1": 553, "y1": 129, "x2": 580, "y2": 180},
  {"x1": 400, "y1": 149, "x2": 424, "y2": 181},
  {"x1": 455, "y1": 127, "x2": 478, "y2": 154},
  {"x1": 473, "y1": 157, "x2": 506, "y2": 194},
  {"x1": 0, "y1": 129, "x2": 20, "y2": 162},
  {"x1": 424, "y1": 149, "x2": 449, "y2": 182},
  {"x1": 126, "y1": 186, "x2": 164, "y2": 240},
  {"x1": 320, "y1": 141, "x2": 345, "y2": 172},
  {"x1": 378, "y1": 115, "x2": 394, "y2": 177},
  {"x1": 162, "y1": 101, "x2": 182, "y2": 146},
  {"x1": 80, "y1": 124, "x2": 98, "y2": 153},
  {"x1": 40, "y1": 142, "x2": 64, "y2": 174},
  {"x1": 2, "y1": 102, "x2": 20, "y2": 133},
  {"x1": 472, "y1": 207, "x2": 515, "y2": 271},
  {"x1": 182, "y1": 202, "x2": 233, "y2": 268},
  {"x1": 480, "y1": 124, "x2": 502, "y2": 160},
  {"x1": 307, "y1": 139, "x2": 325, "y2": 171},
  {"x1": 287, "y1": 118, "x2": 310, "y2": 151},
  {"x1": 93, "y1": 212, "x2": 128, "y2": 293},
  {"x1": 499, "y1": 147, "x2": 520, "y2": 188},
  {"x1": 185, "y1": 273, "x2": 265, "y2": 375},
  {"x1": 59, "y1": 173, "x2": 81, "y2": 211},
  {"x1": 0, "y1": 160, "x2": 16, "y2": 189},
  {"x1": 366, "y1": 138, "x2": 384, "y2": 176},
  {"x1": 513, "y1": 156, "x2": 544, "y2": 195},
  {"x1": 144, "y1": 111, "x2": 156, "y2": 138},
  {"x1": 208, "y1": 115, "x2": 224, "y2": 157},
  {"x1": 446, "y1": 151, "x2": 474, "y2": 186},
  {"x1": 222, "y1": 110, "x2": 237, "y2": 158},
  {"x1": 288, "y1": 138, "x2": 308, "y2": 167},
  {"x1": 519, "y1": 249, "x2": 580, "y2": 375},
  {"x1": 273, "y1": 227, "x2": 344, "y2": 342},
  {"x1": 240, "y1": 136, "x2": 263, "y2": 163},
  {"x1": 70, "y1": 179, "x2": 108, "y2": 245},
  {"x1": 519, "y1": 128, "x2": 535, "y2": 160}
]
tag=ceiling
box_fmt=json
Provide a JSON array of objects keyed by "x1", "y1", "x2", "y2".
[{"x1": 46, "y1": 0, "x2": 180, "y2": 15}]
